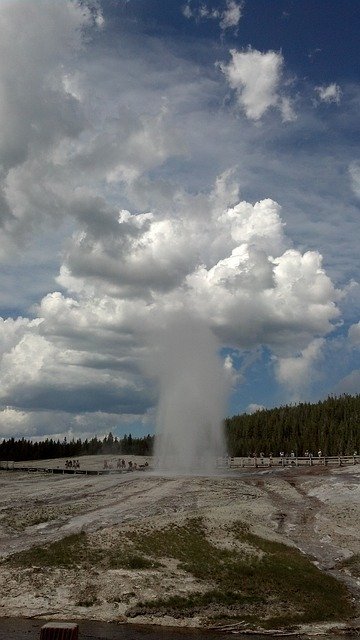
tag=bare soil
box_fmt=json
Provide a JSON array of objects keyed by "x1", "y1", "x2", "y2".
[{"x1": 0, "y1": 456, "x2": 359, "y2": 633}]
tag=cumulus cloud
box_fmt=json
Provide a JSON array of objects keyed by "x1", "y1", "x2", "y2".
[
  {"x1": 315, "y1": 83, "x2": 342, "y2": 104},
  {"x1": 220, "y1": 48, "x2": 295, "y2": 121},
  {"x1": 0, "y1": 407, "x2": 146, "y2": 440},
  {"x1": 0, "y1": 317, "x2": 42, "y2": 358},
  {"x1": 0, "y1": 0, "x2": 189, "y2": 279},
  {"x1": 0, "y1": 0, "x2": 93, "y2": 167},
  {"x1": 0, "y1": 0, "x2": 354, "y2": 440},
  {"x1": 0, "y1": 166, "x2": 342, "y2": 439},
  {"x1": 0, "y1": 326, "x2": 153, "y2": 415},
  {"x1": 0, "y1": 0, "x2": 103, "y2": 249},
  {"x1": 274, "y1": 339, "x2": 325, "y2": 398}
]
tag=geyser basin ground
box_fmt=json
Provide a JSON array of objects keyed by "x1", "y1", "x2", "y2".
[{"x1": 0, "y1": 458, "x2": 359, "y2": 633}]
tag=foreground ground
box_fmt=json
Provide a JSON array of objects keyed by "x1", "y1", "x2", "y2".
[{"x1": 0, "y1": 456, "x2": 359, "y2": 633}]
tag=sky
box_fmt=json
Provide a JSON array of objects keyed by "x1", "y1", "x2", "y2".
[{"x1": 0, "y1": 0, "x2": 359, "y2": 442}]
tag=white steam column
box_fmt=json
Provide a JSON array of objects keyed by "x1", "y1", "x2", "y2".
[{"x1": 154, "y1": 312, "x2": 228, "y2": 474}]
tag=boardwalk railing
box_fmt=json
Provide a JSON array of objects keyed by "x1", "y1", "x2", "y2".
[
  {"x1": 0, "y1": 461, "x2": 136, "y2": 475},
  {"x1": 225, "y1": 455, "x2": 359, "y2": 468},
  {"x1": 1, "y1": 456, "x2": 359, "y2": 474}
]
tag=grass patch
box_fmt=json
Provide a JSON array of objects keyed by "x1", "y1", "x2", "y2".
[
  {"x1": 4, "y1": 518, "x2": 355, "y2": 627},
  {"x1": 124, "y1": 518, "x2": 354, "y2": 627},
  {"x1": 6, "y1": 533, "x2": 90, "y2": 568},
  {"x1": 5, "y1": 532, "x2": 160, "y2": 571},
  {"x1": 230, "y1": 522, "x2": 353, "y2": 623},
  {"x1": 127, "y1": 589, "x2": 262, "y2": 619},
  {"x1": 109, "y1": 553, "x2": 159, "y2": 570}
]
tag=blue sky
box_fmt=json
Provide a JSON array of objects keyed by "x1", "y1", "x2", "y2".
[{"x1": 0, "y1": 0, "x2": 359, "y2": 441}]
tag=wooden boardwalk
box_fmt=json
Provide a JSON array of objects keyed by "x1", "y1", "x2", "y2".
[
  {"x1": 0, "y1": 463, "x2": 115, "y2": 475},
  {"x1": 0, "y1": 461, "x2": 142, "y2": 475},
  {"x1": 226, "y1": 454, "x2": 359, "y2": 469},
  {"x1": 0, "y1": 455, "x2": 358, "y2": 475}
]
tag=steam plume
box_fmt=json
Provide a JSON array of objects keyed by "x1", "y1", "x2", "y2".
[{"x1": 153, "y1": 312, "x2": 228, "y2": 473}]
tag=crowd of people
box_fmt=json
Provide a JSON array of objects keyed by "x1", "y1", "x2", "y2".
[
  {"x1": 65, "y1": 459, "x2": 80, "y2": 468},
  {"x1": 103, "y1": 458, "x2": 149, "y2": 471},
  {"x1": 62, "y1": 457, "x2": 150, "y2": 471},
  {"x1": 246, "y1": 450, "x2": 358, "y2": 459}
]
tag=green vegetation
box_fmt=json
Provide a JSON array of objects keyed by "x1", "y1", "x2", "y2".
[
  {"x1": 226, "y1": 393, "x2": 360, "y2": 456},
  {"x1": 5, "y1": 518, "x2": 354, "y2": 626},
  {"x1": 6, "y1": 533, "x2": 90, "y2": 568},
  {"x1": 5, "y1": 532, "x2": 160, "y2": 571},
  {"x1": 0, "y1": 431, "x2": 153, "y2": 462},
  {"x1": 1, "y1": 393, "x2": 359, "y2": 463},
  {"x1": 125, "y1": 518, "x2": 354, "y2": 626}
]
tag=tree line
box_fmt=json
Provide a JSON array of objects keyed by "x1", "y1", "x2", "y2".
[
  {"x1": 225, "y1": 394, "x2": 360, "y2": 456},
  {"x1": 0, "y1": 432, "x2": 154, "y2": 462},
  {"x1": 0, "y1": 394, "x2": 359, "y2": 462}
]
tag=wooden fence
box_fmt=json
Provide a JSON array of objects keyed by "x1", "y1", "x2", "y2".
[
  {"x1": 1, "y1": 455, "x2": 359, "y2": 474},
  {"x1": 225, "y1": 455, "x2": 359, "y2": 468}
]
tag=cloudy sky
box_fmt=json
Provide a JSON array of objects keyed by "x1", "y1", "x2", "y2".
[{"x1": 0, "y1": 0, "x2": 359, "y2": 442}]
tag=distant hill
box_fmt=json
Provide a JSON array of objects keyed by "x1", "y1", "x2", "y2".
[{"x1": 225, "y1": 394, "x2": 360, "y2": 457}]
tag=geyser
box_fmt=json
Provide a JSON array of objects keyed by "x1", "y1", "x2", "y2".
[{"x1": 154, "y1": 312, "x2": 228, "y2": 474}]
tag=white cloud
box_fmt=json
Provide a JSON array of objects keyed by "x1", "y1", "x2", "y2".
[
  {"x1": 0, "y1": 0, "x2": 97, "y2": 172},
  {"x1": 0, "y1": 0, "x2": 357, "y2": 439},
  {"x1": 182, "y1": 2, "x2": 219, "y2": 21},
  {"x1": 182, "y1": 4, "x2": 193, "y2": 19},
  {"x1": 53, "y1": 185, "x2": 339, "y2": 358},
  {"x1": 220, "y1": 48, "x2": 295, "y2": 121},
  {"x1": 246, "y1": 403, "x2": 265, "y2": 414},
  {"x1": 182, "y1": 1, "x2": 242, "y2": 31},
  {"x1": 348, "y1": 321, "x2": 360, "y2": 347},
  {"x1": 0, "y1": 0, "x2": 104, "y2": 251},
  {"x1": 0, "y1": 322, "x2": 152, "y2": 416},
  {"x1": 0, "y1": 316, "x2": 42, "y2": 358},
  {"x1": 315, "y1": 83, "x2": 342, "y2": 104},
  {"x1": 0, "y1": 172, "x2": 342, "y2": 437},
  {"x1": 335, "y1": 370, "x2": 360, "y2": 396},
  {"x1": 220, "y1": 1, "x2": 243, "y2": 31},
  {"x1": 349, "y1": 162, "x2": 360, "y2": 198},
  {"x1": 223, "y1": 353, "x2": 243, "y2": 387},
  {"x1": 0, "y1": 407, "x2": 146, "y2": 440},
  {"x1": 0, "y1": 407, "x2": 30, "y2": 436},
  {"x1": 279, "y1": 96, "x2": 297, "y2": 122},
  {"x1": 274, "y1": 338, "x2": 325, "y2": 398}
]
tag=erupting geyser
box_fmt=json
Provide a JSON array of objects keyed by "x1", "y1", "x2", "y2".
[{"x1": 154, "y1": 312, "x2": 228, "y2": 474}]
